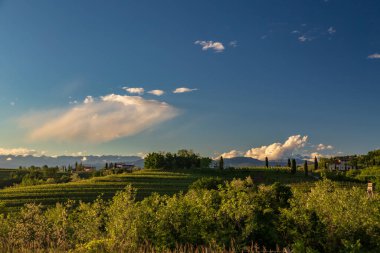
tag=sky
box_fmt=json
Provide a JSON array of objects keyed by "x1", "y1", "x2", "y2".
[{"x1": 0, "y1": 0, "x2": 379, "y2": 160}]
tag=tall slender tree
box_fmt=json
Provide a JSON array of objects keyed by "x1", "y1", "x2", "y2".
[
  {"x1": 291, "y1": 159, "x2": 297, "y2": 174},
  {"x1": 287, "y1": 158, "x2": 291, "y2": 168},
  {"x1": 219, "y1": 156, "x2": 224, "y2": 170},
  {"x1": 304, "y1": 160, "x2": 308, "y2": 176},
  {"x1": 314, "y1": 156, "x2": 318, "y2": 171},
  {"x1": 265, "y1": 157, "x2": 269, "y2": 168}
]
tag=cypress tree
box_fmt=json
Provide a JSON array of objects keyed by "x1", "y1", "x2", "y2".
[
  {"x1": 314, "y1": 156, "x2": 318, "y2": 171},
  {"x1": 304, "y1": 160, "x2": 308, "y2": 176},
  {"x1": 291, "y1": 159, "x2": 297, "y2": 174},
  {"x1": 219, "y1": 156, "x2": 224, "y2": 170},
  {"x1": 287, "y1": 158, "x2": 291, "y2": 168},
  {"x1": 265, "y1": 157, "x2": 269, "y2": 168}
]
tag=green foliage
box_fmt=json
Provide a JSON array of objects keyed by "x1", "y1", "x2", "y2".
[
  {"x1": 189, "y1": 177, "x2": 224, "y2": 190},
  {"x1": 144, "y1": 150, "x2": 207, "y2": 170},
  {"x1": 0, "y1": 178, "x2": 378, "y2": 252},
  {"x1": 281, "y1": 179, "x2": 380, "y2": 252}
]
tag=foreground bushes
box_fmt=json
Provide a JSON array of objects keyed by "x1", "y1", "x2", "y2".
[{"x1": 0, "y1": 178, "x2": 379, "y2": 252}]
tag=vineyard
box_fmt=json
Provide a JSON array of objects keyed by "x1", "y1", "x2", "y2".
[{"x1": 0, "y1": 168, "x2": 367, "y2": 213}]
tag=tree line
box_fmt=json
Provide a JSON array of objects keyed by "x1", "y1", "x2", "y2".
[{"x1": 144, "y1": 149, "x2": 212, "y2": 170}]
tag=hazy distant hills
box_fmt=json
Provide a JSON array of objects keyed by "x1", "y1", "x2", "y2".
[
  {"x1": 223, "y1": 157, "x2": 308, "y2": 168},
  {"x1": 0, "y1": 155, "x2": 144, "y2": 169},
  {"x1": 0, "y1": 155, "x2": 309, "y2": 169}
]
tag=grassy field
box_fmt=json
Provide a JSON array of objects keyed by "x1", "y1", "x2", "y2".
[{"x1": 0, "y1": 168, "x2": 365, "y2": 213}]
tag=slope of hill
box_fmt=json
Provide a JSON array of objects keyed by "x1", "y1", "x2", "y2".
[{"x1": 0, "y1": 168, "x2": 319, "y2": 213}]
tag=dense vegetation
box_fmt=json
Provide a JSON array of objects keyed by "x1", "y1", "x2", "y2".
[
  {"x1": 0, "y1": 178, "x2": 378, "y2": 252},
  {"x1": 144, "y1": 149, "x2": 212, "y2": 169}
]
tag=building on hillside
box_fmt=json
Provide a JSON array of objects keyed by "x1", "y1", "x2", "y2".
[
  {"x1": 82, "y1": 165, "x2": 96, "y2": 173},
  {"x1": 114, "y1": 162, "x2": 135, "y2": 171},
  {"x1": 328, "y1": 159, "x2": 353, "y2": 171}
]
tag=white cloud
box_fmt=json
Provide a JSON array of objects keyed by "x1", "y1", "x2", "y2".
[
  {"x1": 25, "y1": 94, "x2": 178, "y2": 143},
  {"x1": 123, "y1": 87, "x2": 145, "y2": 95},
  {"x1": 368, "y1": 53, "x2": 380, "y2": 59},
  {"x1": 194, "y1": 40, "x2": 225, "y2": 52},
  {"x1": 327, "y1": 26, "x2": 336, "y2": 35},
  {"x1": 173, "y1": 87, "x2": 198, "y2": 94},
  {"x1": 298, "y1": 35, "x2": 311, "y2": 42},
  {"x1": 245, "y1": 135, "x2": 308, "y2": 160},
  {"x1": 219, "y1": 150, "x2": 244, "y2": 159},
  {"x1": 316, "y1": 143, "x2": 334, "y2": 151},
  {"x1": 148, "y1": 90, "x2": 165, "y2": 96},
  {"x1": 0, "y1": 147, "x2": 40, "y2": 156},
  {"x1": 83, "y1": 96, "x2": 94, "y2": 104},
  {"x1": 10, "y1": 102, "x2": 15, "y2": 106}
]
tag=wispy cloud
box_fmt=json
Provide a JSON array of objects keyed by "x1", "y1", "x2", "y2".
[
  {"x1": 123, "y1": 87, "x2": 145, "y2": 95},
  {"x1": 368, "y1": 53, "x2": 380, "y2": 59},
  {"x1": 298, "y1": 35, "x2": 312, "y2": 43},
  {"x1": 23, "y1": 94, "x2": 178, "y2": 143},
  {"x1": 194, "y1": 40, "x2": 225, "y2": 52},
  {"x1": 229, "y1": 41, "x2": 238, "y2": 48},
  {"x1": 173, "y1": 87, "x2": 198, "y2": 94},
  {"x1": 0, "y1": 147, "x2": 42, "y2": 156},
  {"x1": 148, "y1": 90, "x2": 165, "y2": 96},
  {"x1": 327, "y1": 26, "x2": 336, "y2": 35}
]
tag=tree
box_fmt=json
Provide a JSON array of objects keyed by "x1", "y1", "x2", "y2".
[
  {"x1": 287, "y1": 158, "x2": 291, "y2": 168},
  {"x1": 304, "y1": 160, "x2": 308, "y2": 176},
  {"x1": 314, "y1": 156, "x2": 319, "y2": 171},
  {"x1": 219, "y1": 156, "x2": 224, "y2": 170},
  {"x1": 265, "y1": 157, "x2": 269, "y2": 168},
  {"x1": 291, "y1": 159, "x2": 297, "y2": 174}
]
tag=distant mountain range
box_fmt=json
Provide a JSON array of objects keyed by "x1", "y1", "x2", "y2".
[
  {"x1": 0, "y1": 155, "x2": 310, "y2": 169},
  {"x1": 222, "y1": 157, "x2": 308, "y2": 168},
  {"x1": 0, "y1": 155, "x2": 144, "y2": 169}
]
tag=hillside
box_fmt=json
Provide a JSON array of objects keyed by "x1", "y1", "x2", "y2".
[{"x1": 0, "y1": 168, "x2": 320, "y2": 213}]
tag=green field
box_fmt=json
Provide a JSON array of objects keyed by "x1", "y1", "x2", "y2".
[{"x1": 0, "y1": 168, "x2": 365, "y2": 213}]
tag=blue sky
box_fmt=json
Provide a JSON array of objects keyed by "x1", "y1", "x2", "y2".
[{"x1": 0, "y1": 0, "x2": 379, "y2": 159}]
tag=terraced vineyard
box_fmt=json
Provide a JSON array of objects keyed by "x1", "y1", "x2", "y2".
[{"x1": 0, "y1": 168, "x2": 365, "y2": 213}]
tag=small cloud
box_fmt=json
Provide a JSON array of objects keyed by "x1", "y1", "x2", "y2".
[
  {"x1": 229, "y1": 41, "x2": 238, "y2": 48},
  {"x1": 327, "y1": 26, "x2": 336, "y2": 35},
  {"x1": 83, "y1": 96, "x2": 94, "y2": 104},
  {"x1": 298, "y1": 35, "x2": 312, "y2": 43},
  {"x1": 123, "y1": 87, "x2": 145, "y2": 95},
  {"x1": 173, "y1": 87, "x2": 198, "y2": 94},
  {"x1": 218, "y1": 150, "x2": 244, "y2": 159},
  {"x1": 69, "y1": 100, "x2": 78, "y2": 105},
  {"x1": 291, "y1": 30, "x2": 300, "y2": 34},
  {"x1": 10, "y1": 102, "x2": 15, "y2": 106},
  {"x1": 316, "y1": 144, "x2": 334, "y2": 151},
  {"x1": 194, "y1": 40, "x2": 225, "y2": 52},
  {"x1": 148, "y1": 90, "x2": 165, "y2": 96},
  {"x1": 368, "y1": 53, "x2": 380, "y2": 59}
]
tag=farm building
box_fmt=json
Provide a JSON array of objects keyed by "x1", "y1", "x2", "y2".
[{"x1": 328, "y1": 159, "x2": 353, "y2": 171}]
